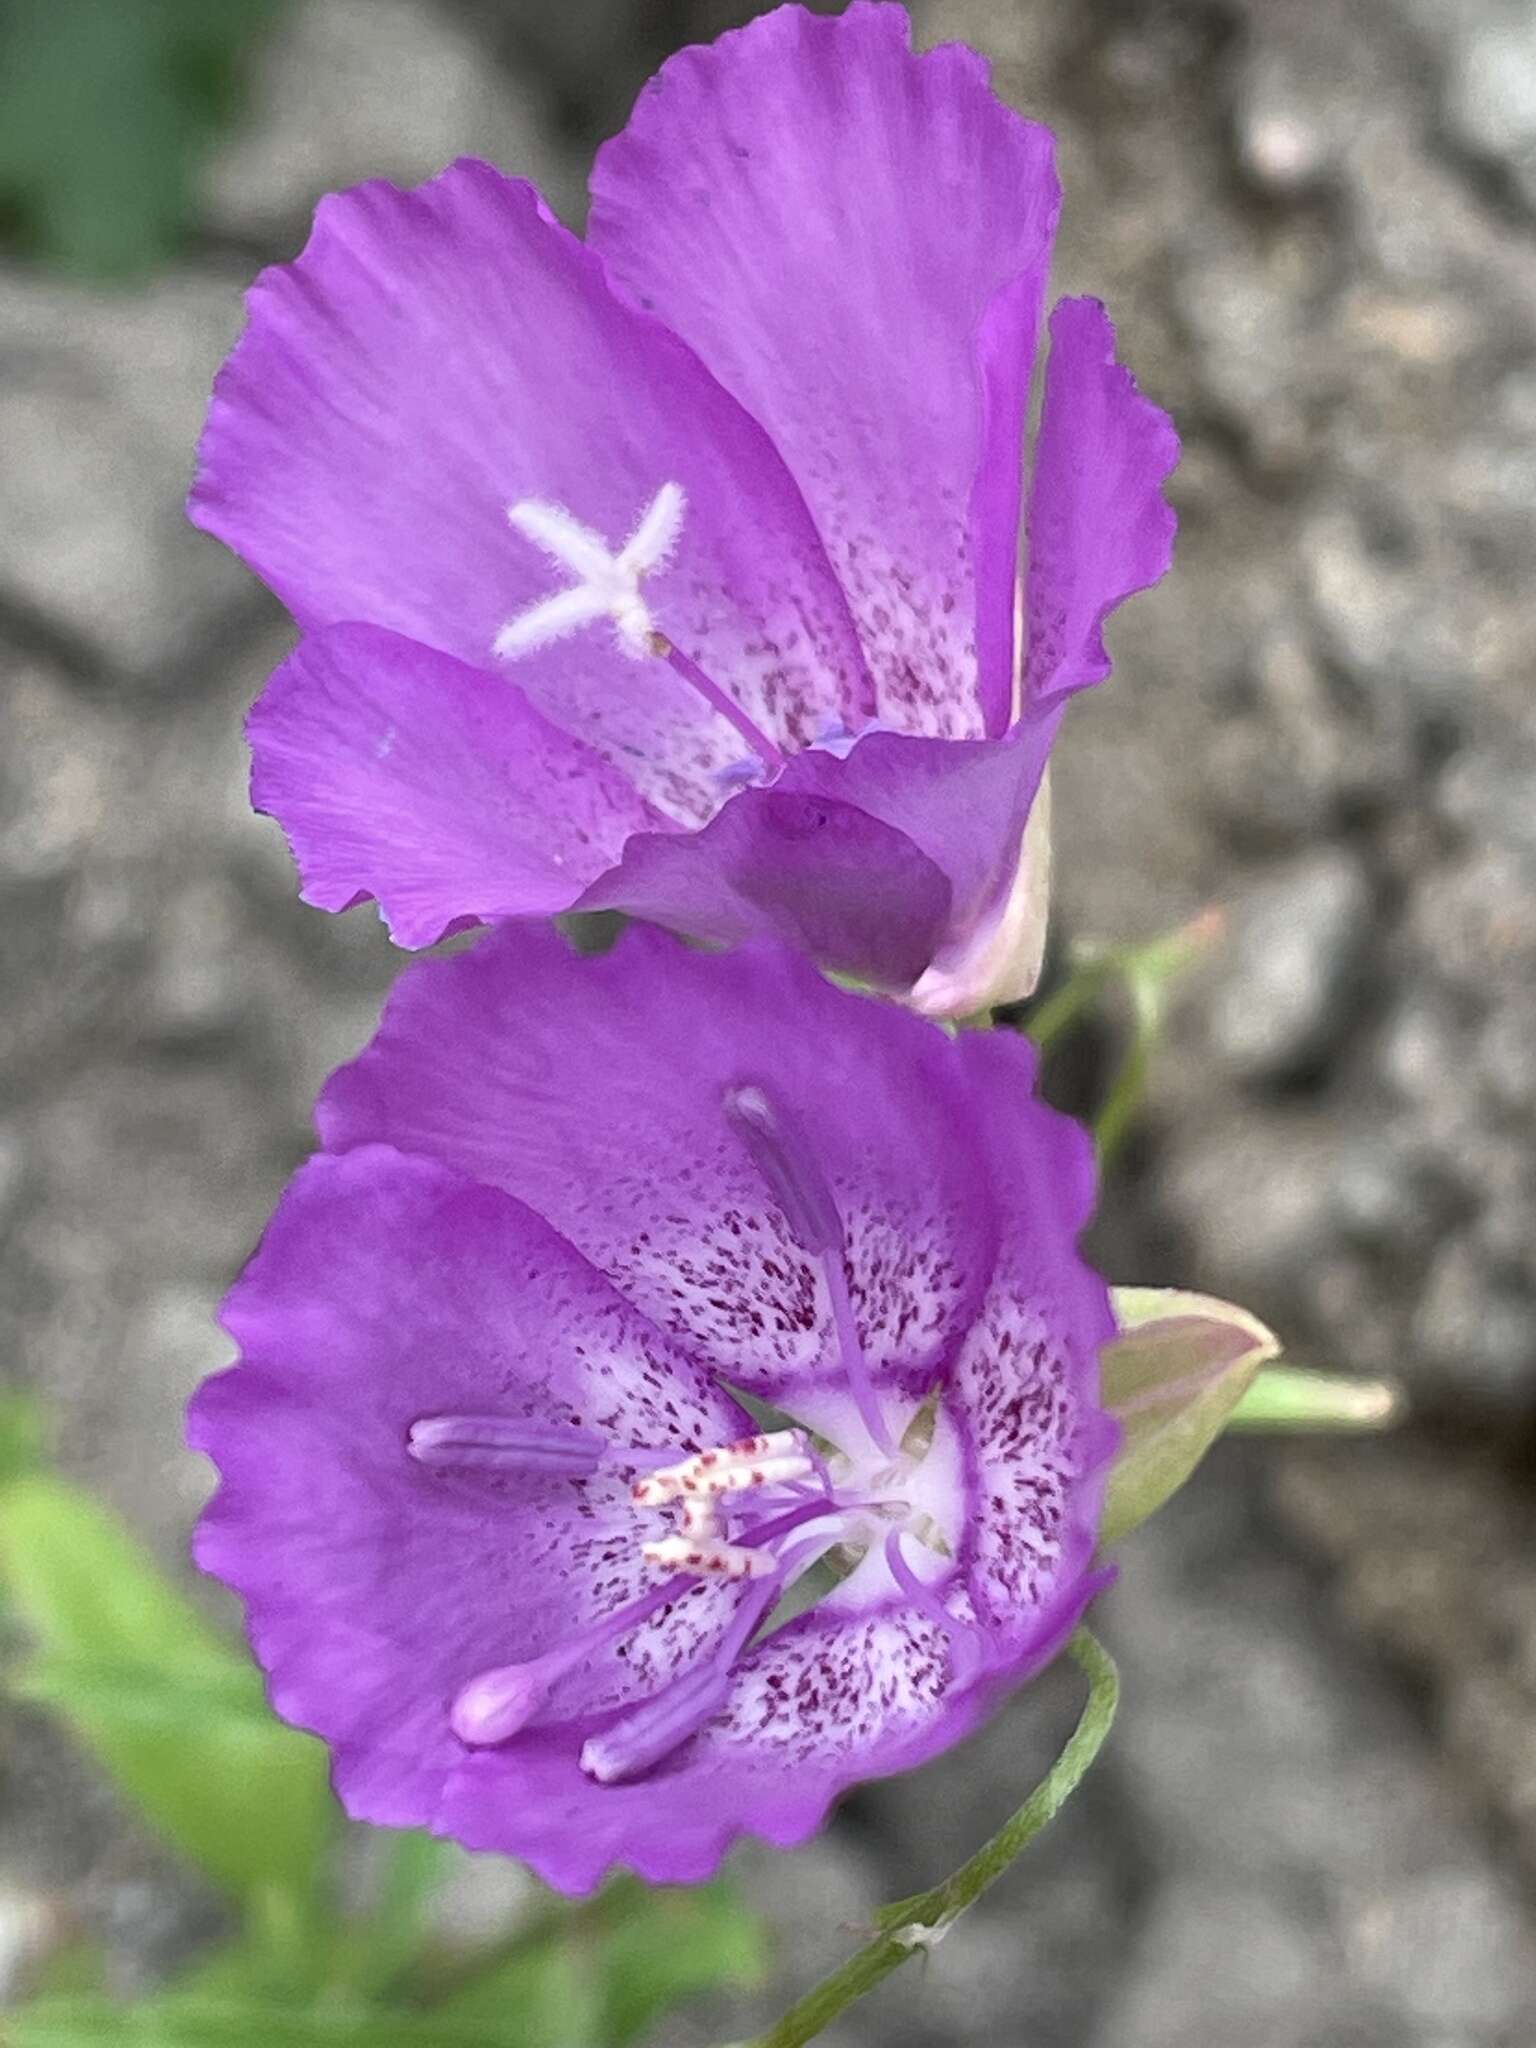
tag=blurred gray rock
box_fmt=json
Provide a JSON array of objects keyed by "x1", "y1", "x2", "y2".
[
  {"x1": 206, "y1": 0, "x2": 579, "y2": 237},
  {"x1": 0, "y1": 278, "x2": 251, "y2": 675},
  {"x1": 1438, "y1": 2, "x2": 1536, "y2": 219},
  {"x1": 1207, "y1": 852, "x2": 1373, "y2": 1082}
]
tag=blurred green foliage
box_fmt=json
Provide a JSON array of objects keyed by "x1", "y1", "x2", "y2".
[
  {"x1": 0, "y1": 1470, "x2": 335, "y2": 1909},
  {"x1": 0, "y1": 0, "x2": 284, "y2": 280},
  {"x1": 1022, "y1": 907, "x2": 1225, "y2": 1165},
  {"x1": 0, "y1": 1393, "x2": 766, "y2": 2042}
]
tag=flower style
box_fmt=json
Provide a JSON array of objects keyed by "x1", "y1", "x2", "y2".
[
  {"x1": 190, "y1": 2, "x2": 1178, "y2": 1014},
  {"x1": 189, "y1": 927, "x2": 1117, "y2": 1890}
]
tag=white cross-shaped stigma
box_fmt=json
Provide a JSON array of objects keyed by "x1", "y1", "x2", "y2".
[{"x1": 494, "y1": 482, "x2": 686, "y2": 663}]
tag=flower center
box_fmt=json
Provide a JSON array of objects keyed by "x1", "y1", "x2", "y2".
[
  {"x1": 410, "y1": 1081, "x2": 968, "y2": 1780},
  {"x1": 492, "y1": 482, "x2": 785, "y2": 776}
]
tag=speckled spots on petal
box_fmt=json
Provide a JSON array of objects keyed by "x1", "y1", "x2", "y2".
[
  {"x1": 949, "y1": 1294, "x2": 1086, "y2": 1628},
  {"x1": 707, "y1": 1605, "x2": 953, "y2": 1763}
]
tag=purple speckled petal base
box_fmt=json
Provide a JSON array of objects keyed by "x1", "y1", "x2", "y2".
[{"x1": 320, "y1": 924, "x2": 999, "y2": 1396}]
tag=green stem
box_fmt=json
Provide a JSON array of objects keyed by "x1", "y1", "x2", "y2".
[
  {"x1": 1022, "y1": 964, "x2": 1111, "y2": 1052},
  {"x1": 737, "y1": 1629, "x2": 1120, "y2": 2048}
]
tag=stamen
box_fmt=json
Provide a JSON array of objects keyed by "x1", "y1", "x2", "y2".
[
  {"x1": 408, "y1": 1414, "x2": 606, "y2": 1478},
  {"x1": 580, "y1": 1529, "x2": 843, "y2": 1784},
  {"x1": 494, "y1": 483, "x2": 785, "y2": 773},
  {"x1": 451, "y1": 1658, "x2": 559, "y2": 1746},
  {"x1": 724, "y1": 1087, "x2": 843, "y2": 1255},
  {"x1": 578, "y1": 1652, "x2": 736, "y2": 1784},
  {"x1": 883, "y1": 1530, "x2": 984, "y2": 1690},
  {"x1": 631, "y1": 1429, "x2": 816, "y2": 1506},
  {"x1": 724, "y1": 1084, "x2": 896, "y2": 1457},
  {"x1": 450, "y1": 1575, "x2": 690, "y2": 1747}
]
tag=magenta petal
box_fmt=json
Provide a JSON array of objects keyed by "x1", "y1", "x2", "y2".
[
  {"x1": 190, "y1": 1148, "x2": 752, "y2": 1820},
  {"x1": 248, "y1": 624, "x2": 666, "y2": 947},
  {"x1": 434, "y1": 1600, "x2": 997, "y2": 1892},
  {"x1": 578, "y1": 782, "x2": 953, "y2": 992},
  {"x1": 771, "y1": 727, "x2": 1051, "y2": 956},
  {"x1": 589, "y1": 3, "x2": 1059, "y2": 738},
  {"x1": 320, "y1": 924, "x2": 997, "y2": 1394},
  {"x1": 192, "y1": 159, "x2": 866, "y2": 821},
  {"x1": 582, "y1": 705, "x2": 1061, "y2": 1007},
  {"x1": 1023, "y1": 296, "x2": 1180, "y2": 706}
]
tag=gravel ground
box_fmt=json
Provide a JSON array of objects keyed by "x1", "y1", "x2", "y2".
[{"x1": 2, "y1": 2, "x2": 1533, "y2": 2041}]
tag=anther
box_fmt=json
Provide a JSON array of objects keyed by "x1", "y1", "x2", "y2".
[
  {"x1": 579, "y1": 1656, "x2": 736, "y2": 1784},
  {"x1": 641, "y1": 1533, "x2": 780, "y2": 1579},
  {"x1": 631, "y1": 1429, "x2": 815, "y2": 1506},
  {"x1": 449, "y1": 1575, "x2": 692, "y2": 1747},
  {"x1": 408, "y1": 1414, "x2": 607, "y2": 1478},
  {"x1": 451, "y1": 1657, "x2": 560, "y2": 1746},
  {"x1": 723, "y1": 1088, "x2": 843, "y2": 1256},
  {"x1": 724, "y1": 1084, "x2": 896, "y2": 1457},
  {"x1": 579, "y1": 1533, "x2": 839, "y2": 1784}
]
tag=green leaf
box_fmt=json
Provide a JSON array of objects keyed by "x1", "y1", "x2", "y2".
[
  {"x1": 334, "y1": 1832, "x2": 457, "y2": 2002},
  {"x1": 436, "y1": 1931, "x2": 603, "y2": 2048},
  {"x1": 0, "y1": 1474, "x2": 335, "y2": 1907},
  {"x1": 1228, "y1": 1364, "x2": 1403, "y2": 1431},
  {"x1": 0, "y1": 0, "x2": 282, "y2": 280},
  {"x1": 435, "y1": 1878, "x2": 765, "y2": 2048},
  {"x1": 1099, "y1": 1286, "x2": 1281, "y2": 1547},
  {"x1": 8, "y1": 1997, "x2": 516, "y2": 2047},
  {"x1": 599, "y1": 1878, "x2": 767, "y2": 2045},
  {"x1": 0, "y1": 1390, "x2": 47, "y2": 1482}
]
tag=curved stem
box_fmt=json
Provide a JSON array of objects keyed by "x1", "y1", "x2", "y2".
[{"x1": 736, "y1": 1628, "x2": 1120, "y2": 2048}]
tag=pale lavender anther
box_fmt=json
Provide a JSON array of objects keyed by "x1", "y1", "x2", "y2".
[
  {"x1": 408, "y1": 1413, "x2": 607, "y2": 1477},
  {"x1": 725, "y1": 1081, "x2": 896, "y2": 1454},
  {"x1": 723, "y1": 1084, "x2": 843, "y2": 1257},
  {"x1": 451, "y1": 1657, "x2": 555, "y2": 1746},
  {"x1": 452, "y1": 1573, "x2": 692, "y2": 1746},
  {"x1": 580, "y1": 1652, "x2": 738, "y2": 1786},
  {"x1": 580, "y1": 1549, "x2": 813, "y2": 1783}
]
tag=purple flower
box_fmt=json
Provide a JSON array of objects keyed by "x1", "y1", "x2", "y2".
[
  {"x1": 191, "y1": 2, "x2": 1177, "y2": 1015},
  {"x1": 189, "y1": 928, "x2": 1117, "y2": 1890}
]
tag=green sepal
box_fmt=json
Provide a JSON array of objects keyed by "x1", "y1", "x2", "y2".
[{"x1": 1099, "y1": 1286, "x2": 1280, "y2": 1547}]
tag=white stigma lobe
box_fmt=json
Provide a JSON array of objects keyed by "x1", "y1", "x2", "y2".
[{"x1": 494, "y1": 481, "x2": 686, "y2": 661}]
